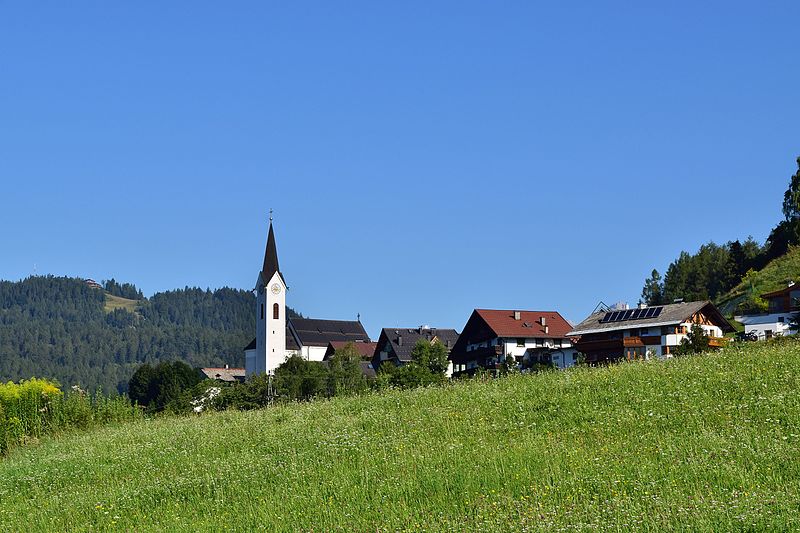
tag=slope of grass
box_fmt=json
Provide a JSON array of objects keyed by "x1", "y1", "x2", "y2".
[
  {"x1": 103, "y1": 292, "x2": 141, "y2": 314},
  {"x1": 1, "y1": 341, "x2": 800, "y2": 531},
  {"x1": 717, "y1": 246, "x2": 800, "y2": 315}
]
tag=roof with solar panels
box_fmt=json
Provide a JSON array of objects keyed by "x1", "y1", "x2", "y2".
[{"x1": 568, "y1": 300, "x2": 734, "y2": 337}]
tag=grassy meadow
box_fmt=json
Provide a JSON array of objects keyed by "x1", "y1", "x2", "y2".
[
  {"x1": 1, "y1": 340, "x2": 800, "y2": 531},
  {"x1": 103, "y1": 293, "x2": 141, "y2": 314}
]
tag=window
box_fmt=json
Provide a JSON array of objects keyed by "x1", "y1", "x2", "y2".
[
  {"x1": 260, "y1": 304, "x2": 264, "y2": 320},
  {"x1": 779, "y1": 317, "x2": 785, "y2": 323},
  {"x1": 273, "y1": 303, "x2": 279, "y2": 320},
  {"x1": 516, "y1": 338, "x2": 525, "y2": 347}
]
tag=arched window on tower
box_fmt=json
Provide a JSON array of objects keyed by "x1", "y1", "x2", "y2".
[{"x1": 273, "y1": 303, "x2": 279, "y2": 320}]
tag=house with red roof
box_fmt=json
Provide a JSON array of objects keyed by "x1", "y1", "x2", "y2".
[{"x1": 449, "y1": 309, "x2": 577, "y2": 374}]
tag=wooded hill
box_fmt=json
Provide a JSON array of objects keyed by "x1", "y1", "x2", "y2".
[
  {"x1": 641, "y1": 156, "x2": 800, "y2": 316},
  {"x1": 0, "y1": 276, "x2": 300, "y2": 394}
]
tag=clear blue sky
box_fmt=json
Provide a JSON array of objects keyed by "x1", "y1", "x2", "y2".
[{"x1": 1, "y1": 2, "x2": 798, "y2": 338}]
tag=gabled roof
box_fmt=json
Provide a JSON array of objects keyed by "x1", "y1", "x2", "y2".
[
  {"x1": 376, "y1": 327, "x2": 460, "y2": 362},
  {"x1": 761, "y1": 283, "x2": 799, "y2": 299},
  {"x1": 475, "y1": 309, "x2": 573, "y2": 339},
  {"x1": 324, "y1": 341, "x2": 378, "y2": 360},
  {"x1": 568, "y1": 301, "x2": 735, "y2": 336},
  {"x1": 289, "y1": 318, "x2": 370, "y2": 347},
  {"x1": 199, "y1": 367, "x2": 246, "y2": 382}
]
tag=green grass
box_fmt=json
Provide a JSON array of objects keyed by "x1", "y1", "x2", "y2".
[
  {"x1": 103, "y1": 292, "x2": 141, "y2": 314},
  {"x1": 2, "y1": 341, "x2": 800, "y2": 531},
  {"x1": 717, "y1": 246, "x2": 800, "y2": 315}
]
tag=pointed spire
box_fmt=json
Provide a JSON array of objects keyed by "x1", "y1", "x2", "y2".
[{"x1": 262, "y1": 215, "x2": 281, "y2": 285}]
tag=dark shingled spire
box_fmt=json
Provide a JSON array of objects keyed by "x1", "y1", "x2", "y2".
[{"x1": 261, "y1": 221, "x2": 283, "y2": 286}]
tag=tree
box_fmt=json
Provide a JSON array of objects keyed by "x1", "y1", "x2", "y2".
[
  {"x1": 782, "y1": 157, "x2": 800, "y2": 221},
  {"x1": 410, "y1": 339, "x2": 449, "y2": 376},
  {"x1": 326, "y1": 343, "x2": 367, "y2": 396},
  {"x1": 674, "y1": 324, "x2": 710, "y2": 356},
  {"x1": 274, "y1": 355, "x2": 327, "y2": 401},
  {"x1": 641, "y1": 269, "x2": 664, "y2": 306},
  {"x1": 128, "y1": 363, "x2": 156, "y2": 406},
  {"x1": 126, "y1": 361, "x2": 201, "y2": 412}
]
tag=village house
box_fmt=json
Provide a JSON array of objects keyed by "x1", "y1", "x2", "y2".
[
  {"x1": 734, "y1": 282, "x2": 800, "y2": 339},
  {"x1": 449, "y1": 309, "x2": 577, "y2": 374},
  {"x1": 199, "y1": 365, "x2": 246, "y2": 383},
  {"x1": 568, "y1": 300, "x2": 734, "y2": 363},
  {"x1": 372, "y1": 326, "x2": 459, "y2": 372}
]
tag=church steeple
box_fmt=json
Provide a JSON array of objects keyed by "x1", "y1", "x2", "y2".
[{"x1": 262, "y1": 220, "x2": 280, "y2": 285}]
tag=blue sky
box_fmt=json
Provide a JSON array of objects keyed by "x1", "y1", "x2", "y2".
[{"x1": 1, "y1": 2, "x2": 798, "y2": 338}]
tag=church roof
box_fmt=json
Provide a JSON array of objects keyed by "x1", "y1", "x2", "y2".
[
  {"x1": 289, "y1": 318, "x2": 370, "y2": 347},
  {"x1": 261, "y1": 221, "x2": 285, "y2": 286},
  {"x1": 244, "y1": 325, "x2": 300, "y2": 353}
]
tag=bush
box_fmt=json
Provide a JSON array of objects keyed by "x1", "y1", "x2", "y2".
[{"x1": 0, "y1": 379, "x2": 142, "y2": 456}]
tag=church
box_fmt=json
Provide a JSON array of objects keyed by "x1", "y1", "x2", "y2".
[{"x1": 244, "y1": 218, "x2": 370, "y2": 377}]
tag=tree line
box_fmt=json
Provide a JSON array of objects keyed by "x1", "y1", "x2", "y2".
[
  {"x1": 127, "y1": 339, "x2": 451, "y2": 413},
  {"x1": 0, "y1": 275, "x2": 300, "y2": 394},
  {"x1": 642, "y1": 157, "x2": 800, "y2": 309}
]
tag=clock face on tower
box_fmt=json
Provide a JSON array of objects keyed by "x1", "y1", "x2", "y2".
[{"x1": 270, "y1": 283, "x2": 282, "y2": 295}]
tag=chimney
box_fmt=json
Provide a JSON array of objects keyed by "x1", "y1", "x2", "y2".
[
  {"x1": 513, "y1": 311, "x2": 521, "y2": 321},
  {"x1": 540, "y1": 316, "x2": 547, "y2": 327},
  {"x1": 789, "y1": 280, "x2": 796, "y2": 288},
  {"x1": 398, "y1": 335, "x2": 403, "y2": 346},
  {"x1": 638, "y1": 302, "x2": 647, "y2": 309},
  {"x1": 225, "y1": 364, "x2": 229, "y2": 369},
  {"x1": 545, "y1": 325, "x2": 549, "y2": 334}
]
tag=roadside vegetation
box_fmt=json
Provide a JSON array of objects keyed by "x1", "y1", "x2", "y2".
[{"x1": 0, "y1": 338, "x2": 798, "y2": 531}]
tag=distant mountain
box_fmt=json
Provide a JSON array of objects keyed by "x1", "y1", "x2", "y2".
[{"x1": 0, "y1": 276, "x2": 301, "y2": 393}]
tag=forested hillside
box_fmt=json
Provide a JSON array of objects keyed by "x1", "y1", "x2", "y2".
[
  {"x1": 641, "y1": 156, "x2": 800, "y2": 313},
  {"x1": 0, "y1": 276, "x2": 300, "y2": 393}
]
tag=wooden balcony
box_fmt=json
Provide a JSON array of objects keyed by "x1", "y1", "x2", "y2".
[{"x1": 708, "y1": 337, "x2": 727, "y2": 348}]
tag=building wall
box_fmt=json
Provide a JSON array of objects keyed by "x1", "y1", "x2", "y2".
[
  {"x1": 244, "y1": 348, "x2": 256, "y2": 375},
  {"x1": 251, "y1": 270, "x2": 287, "y2": 377},
  {"x1": 301, "y1": 345, "x2": 327, "y2": 362},
  {"x1": 735, "y1": 312, "x2": 796, "y2": 339},
  {"x1": 457, "y1": 336, "x2": 576, "y2": 371}
]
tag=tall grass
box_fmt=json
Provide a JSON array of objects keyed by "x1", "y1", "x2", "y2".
[
  {"x1": 1, "y1": 340, "x2": 799, "y2": 530},
  {"x1": 0, "y1": 379, "x2": 142, "y2": 455}
]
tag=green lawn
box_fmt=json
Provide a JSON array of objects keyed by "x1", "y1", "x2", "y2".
[{"x1": 1, "y1": 341, "x2": 800, "y2": 531}]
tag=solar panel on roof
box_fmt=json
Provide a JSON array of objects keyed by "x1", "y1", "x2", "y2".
[{"x1": 599, "y1": 306, "x2": 666, "y2": 324}]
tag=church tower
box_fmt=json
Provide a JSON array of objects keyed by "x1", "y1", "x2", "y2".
[{"x1": 249, "y1": 216, "x2": 287, "y2": 376}]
